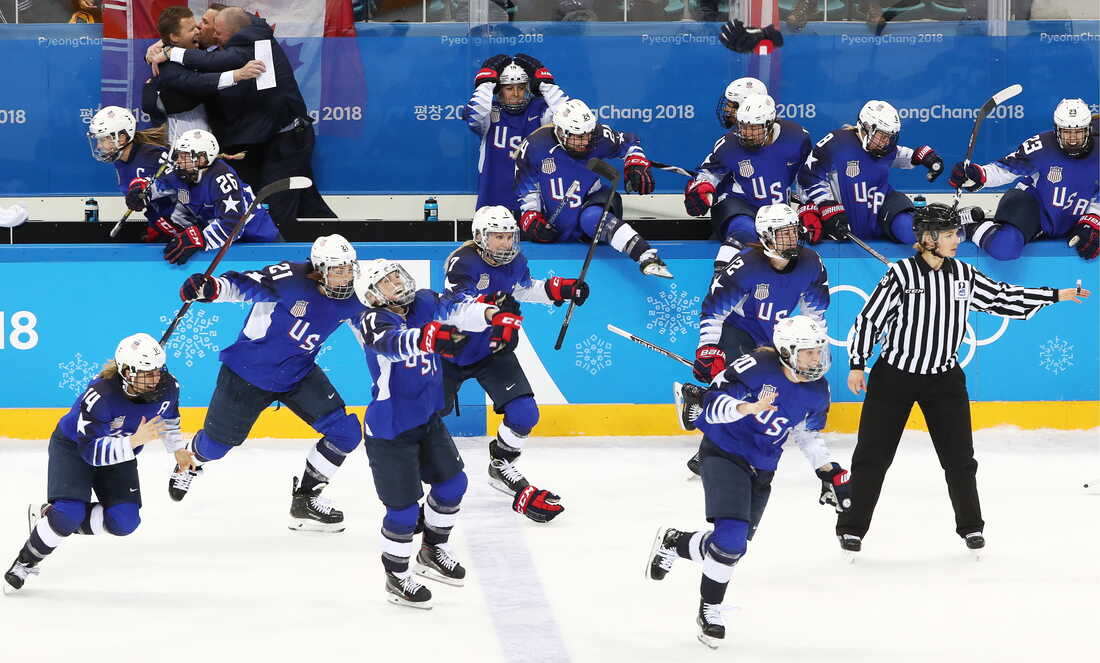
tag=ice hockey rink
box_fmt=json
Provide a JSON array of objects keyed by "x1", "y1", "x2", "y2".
[{"x1": 1, "y1": 428, "x2": 1096, "y2": 663}]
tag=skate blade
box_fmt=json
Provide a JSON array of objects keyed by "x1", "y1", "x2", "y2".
[
  {"x1": 697, "y1": 632, "x2": 721, "y2": 649},
  {"x1": 645, "y1": 267, "x2": 674, "y2": 279},
  {"x1": 414, "y1": 564, "x2": 465, "y2": 587},
  {"x1": 487, "y1": 477, "x2": 519, "y2": 497},
  {"x1": 2, "y1": 581, "x2": 17, "y2": 596},
  {"x1": 386, "y1": 593, "x2": 433, "y2": 610},
  {"x1": 842, "y1": 550, "x2": 857, "y2": 564},
  {"x1": 685, "y1": 472, "x2": 700, "y2": 482},
  {"x1": 645, "y1": 526, "x2": 669, "y2": 580},
  {"x1": 970, "y1": 549, "x2": 983, "y2": 562},
  {"x1": 288, "y1": 518, "x2": 346, "y2": 534}
]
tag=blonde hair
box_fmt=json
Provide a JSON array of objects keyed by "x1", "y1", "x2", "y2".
[
  {"x1": 98, "y1": 359, "x2": 120, "y2": 379},
  {"x1": 134, "y1": 123, "x2": 168, "y2": 148}
]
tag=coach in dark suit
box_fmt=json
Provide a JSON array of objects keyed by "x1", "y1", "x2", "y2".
[{"x1": 149, "y1": 7, "x2": 335, "y2": 229}]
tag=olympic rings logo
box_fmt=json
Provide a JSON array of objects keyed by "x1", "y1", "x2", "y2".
[{"x1": 827, "y1": 284, "x2": 1011, "y2": 369}]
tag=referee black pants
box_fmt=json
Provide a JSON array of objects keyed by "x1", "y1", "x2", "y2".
[{"x1": 837, "y1": 361, "x2": 984, "y2": 540}]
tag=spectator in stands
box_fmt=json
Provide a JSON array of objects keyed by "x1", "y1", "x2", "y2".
[
  {"x1": 146, "y1": 6, "x2": 336, "y2": 231},
  {"x1": 142, "y1": 6, "x2": 264, "y2": 144},
  {"x1": 69, "y1": 0, "x2": 100, "y2": 23}
]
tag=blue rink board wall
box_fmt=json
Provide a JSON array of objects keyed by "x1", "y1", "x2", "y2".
[
  {"x1": 0, "y1": 242, "x2": 1095, "y2": 439},
  {"x1": 0, "y1": 20, "x2": 1097, "y2": 196}
]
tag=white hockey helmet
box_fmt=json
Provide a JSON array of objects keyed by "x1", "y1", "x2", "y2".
[
  {"x1": 497, "y1": 61, "x2": 532, "y2": 114},
  {"x1": 857, "y1": 100, "x2": 901, "y2": 157},
  {"x1": 169, "y1": 129, "x2": 219, "y2": 184},
  {"x1": 772, "y1": 315, "x2": 830, "y2": 382},
  {"x1": 472, "y1": 205, "x2": 520, "y2": 265},
  {"x1": 87, "y1": 106, "x2": 137, "y2": 162},
  {"x1": 553, "y1": 99, "x2": 598, "y2": 157},
  {"x1": 115, "y1": 332, "x2": 168, "y2": 400},
  {"x1": 1053, "y1": 98, "x2": 1093, "y2": 158},
  {"x1": 499, "y1": 62, "x2": 529, "y2": 86},
  {"x1": 718, "y1": 77, "x2": 767, "y2": 129},
  {"x1": 310, "y1": 234, "x2": 359, "y2": 300},
  {"x1": 355, "y1": 259, "x2": 416, "y2": 308},
  {"x1": 755, "y1": 203, "x2": 802, "y2": 261},
  {"x1": 735, "y1": 94, "x2": 777, "y2": 148}
]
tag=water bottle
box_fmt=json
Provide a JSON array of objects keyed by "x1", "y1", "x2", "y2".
[
  {"x1": 913, "y1": 195, "x2": 927, "y2": 209},
  {"x1": 423, "y1": 196, "x2": 438, "y2": 222},
  {"x1": 84, "y1": 198, "x2": 99, "y2": 223}
]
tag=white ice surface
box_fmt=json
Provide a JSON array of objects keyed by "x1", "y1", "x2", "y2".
[{"x1": 1, "y1": 428, "x2": 1098, "y2": 663}]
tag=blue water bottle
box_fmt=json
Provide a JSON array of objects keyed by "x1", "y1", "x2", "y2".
[
  {"x1": 423, "y1": 196, "x2": 438, "y2": 222},
  {"x1": 913, "y1": 195, "x2": 927, "y2": 209},
  {"x1": 84, "y1": 198, "x2": 99, "y2": 223}
]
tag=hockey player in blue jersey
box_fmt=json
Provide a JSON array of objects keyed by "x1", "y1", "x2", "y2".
[
  {"x1": 684, "y1": 94, "x2": 812, "y2": 269},
  {"x1": 352, "y1": 260, "x2": 554, "y2": 608},
  {"x1": 150, "y1": 129, "x2": 282, "y2": 266},
  {"x1": 687, "y1": 203, "x2": 830, "y2": 476},
  {"x1": 171, "y1": 235, "x2": 364, "y2": 532},
  {"x1": 514, "y1": 98, "x2": 673, "y2": 278},
  {"x1": 4, "y1": 333, "x2": 188, "y2": 592},
  {"x1": 949, "y1": 98, "x2": 1100, "y2": 261},
  {"x1": 440, "y1": 205, "x2": 584, "y2": 518},
  {"x1": 86, "y1": 106, "x2": 178, "y2": 232},
  {"x1": 797, "y1": 100, "x2": 945, "y2": 245},
  {"x1": 647, "y1": 316, "x2": 851, "y2": 649},
  {"x1": 464, "y1": 53, "x2": 568, "y2": 213},
  {"x1": 715, "y1": 77, "x2": 767, "y2": 130}
]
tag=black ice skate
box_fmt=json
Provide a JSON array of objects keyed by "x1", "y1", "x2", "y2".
[
  {"x1": 838, "y1": 534, "x2": 862, "y2": 563},
  {"x1": 415, "y1": 543, "x2": 467, "y2": 587},
  {"x1": 673, "y1": 382, "x2": 705, "y2": 432},
  {"x1": 3, "y1": 557, "x2": 39, "y2": 594},
  {"x1": 697, "y1": 601, "x2": 725, "y2": 649},
  {"x1": 965, "y1": 532, "x2": 985, "y2": 560},
  {"x1": 385, "y1": 571, "x2": 433, "y2": 609},
  {"x1": 646, "y1": 527, "x2": 683, "y2": 581},
  {"x1": 639, "y1": 252, "x2": 673, "y2": 279},
  {"x1": 488, "y1": 438, "x2": 530, "y2": 496},
  {"x1": 289, "y1": 476, "x2": 345, "y2": 533},
  {"x1": 168, "y1": 464, "x2": 203, "y2": 502}
]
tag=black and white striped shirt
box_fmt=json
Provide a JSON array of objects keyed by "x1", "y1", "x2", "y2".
[{"x1": 849, "y1": 256, "x2": 1058, "y2": 374}]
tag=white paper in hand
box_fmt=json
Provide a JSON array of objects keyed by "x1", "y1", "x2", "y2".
[{"x1": 254, "y1": 39, "x2": 276, "y2": 90}]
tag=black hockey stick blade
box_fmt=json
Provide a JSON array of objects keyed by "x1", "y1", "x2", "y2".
[
  {"x1": 607, "y1": 324, "x2": 692, "y2": 367},
  {"x1": 110, "y1": 160, "x2": 170, "y2": 238},
  {"x1": 649, "y1": 161, "x2": 699, "y2": 179},
  {"x1": 159, "y1": 176, "x2": 310, "y2": 346},
  {"x1": 554, "y1": 159, "x2": 620, "y2": 350}
]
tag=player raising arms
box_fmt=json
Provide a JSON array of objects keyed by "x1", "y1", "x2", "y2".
[
  {"x1": 649, "y1": 317, "x2": 851, "y2": 648},
  {"x1": 464, "y1": 53, "x2": 569, "y2": 213},
  {"x1": 4, "y1": 334, "x2": 187, "y2": 592},
  {"x1": 684, "y1": 94, "x2": 812, "y2": 269},
  {"x1": 949, "y1": 98, "x2": 1099, "y2": 261},
  {"x1": 171, "y1": 235, "x2": 365, "y2": 533},
  {"x1": 797, "y1": 100, "x2": 945, "y2": 245},
  {"x1": 440, "y1": 205, "x2": 583, "y2": 519},
  {"x1": 514, "y1": 98, "x2": 672, "y2": 278},
  {"x1": 147, "y1": 129, "x2": 282, "y2": 266},
  {"x1": 686, "y1": 203, "x2": 830, "y2": 476}
]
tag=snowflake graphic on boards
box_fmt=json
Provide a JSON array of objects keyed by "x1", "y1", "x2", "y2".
[
  {"x1": 159, "y1": 308, "x2": 221, "y2": 368},
  {"x1": 314, "y1": 343, "x2": 336, "y2": 373},
  {"x1": 57, "y1": 353, "x2": 101, "y2": 394},
  {"x1": 645, "y1": 282, "x2": 700, "y2": 344},
  {"x1": 1038, "y1": 336, "x2": 1073, "y2": 375},
  {"x1": 575, "y1": 334, "x2": 612, "y2": 376}
]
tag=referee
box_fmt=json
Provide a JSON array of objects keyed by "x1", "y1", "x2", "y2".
[{"x1": 837, "y1": 203, "x2": 1089, "y2": 554}]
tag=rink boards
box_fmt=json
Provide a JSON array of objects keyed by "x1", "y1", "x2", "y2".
[{"x1": 0, "y1": 241, "x2": 1095, "y2": 438}]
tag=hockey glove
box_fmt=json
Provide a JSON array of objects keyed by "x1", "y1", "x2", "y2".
[
  {"x1": 693, "y1": 345, "x2": 727, "y2": 383},
  {"x1": 948, "y1": 161, "x2": 986, "y2": 192},
  {"x1": 819, "y1": 200, "x2": 850, "y2": 241},
  {"x1": 125, "y1": 177, "x2": 152, "y2": 212},
  {"x1": 180, "y1": 273, "x2": 220, "y2": 303},
  {"x1": 684, "y1": 180, "x2": 716, "y2": 217},
  {"x1": 474, "y1": 54, "x2": 511, "y2": 88},
  {"x1": 544, "y1": 276, "x2": 589, "y2": 306},
  {"x1": 797, "y1": 201, "x2": 823, "y2": 244},
  {"x1": 513, "y1": 485, "x2": 564, "y2": 523},
  {"x1": 911, "y1": 146, "x2": 944, "y2": 182},
  {"x1": 478, "y1": 291, "x2": 521, "y2": 315},
  {"x1": 1070, "y1": 213, "x2": 1100, "y2": 260},
  {"x1": 720, "y1": 19, "x2": 784, "y2": 53},
  {"x1": 418, "y1": 321, "x2": 468, "y2": 358},
  {"x1": 816, "y1": 462, "x2": 852, "y2": 512},
  {"x1": 513, "y1": 53, "x2": 555, "y2": 95},
  {"x1": 162, "y1": 222, "x2": 205, "y2": 265},
  {"x1": 624, "y1": 154, "x2": 655, "y2": 195},
  {"x1": 519, "y1": 210, "x2": 559, "y2": 243},
  {"x1": 489, "y1": 310, "x2": 523, "y2": 354}
]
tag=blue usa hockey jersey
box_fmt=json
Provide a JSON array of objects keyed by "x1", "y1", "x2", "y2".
[
  {"x1": 171, "y1": 159, "x2": 282, "y2": 247},
  {"x1": 694, "y1": 119, "x2": 812, "y2": 211}
]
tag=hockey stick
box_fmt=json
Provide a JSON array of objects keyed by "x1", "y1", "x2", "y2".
[
  {"x1": 159, "y1": 176, "x2": 312, "y2": 345},
  {"x1": 607, "y1": 324, "x2": 692, "y2": 368},
  {"x1": 110, "y1": 161, "x2": 170, "y2": 238},
  {"x1": 554, "y1": 158, "x2": 619, "y2": 351},
  {"x1": 952, "y1": 84, "x2": 1024, "y2": 210},
  {"x1": 845, "y1": 232, "x2": 892, "y2": 266},
  {"x1": 649, "y1": 161, "x2": 698, "y2": 179}
]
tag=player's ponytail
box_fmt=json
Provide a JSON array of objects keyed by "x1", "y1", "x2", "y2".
[
  {"x1": 134, "y1": 123, "x2": 168, "y2": 148},
  {"x1": 98, "y1": 359, "x2": 120, "y2": 380}
]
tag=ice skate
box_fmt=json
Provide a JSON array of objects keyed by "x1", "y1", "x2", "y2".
[
  {"x1": 696, "y1": 601, "x2": 725, "y2": 649},
  {"x1": 385, "y1": 571, "x2": 433, "y2": 609},
  {"x1": 415, "y1": 543, "x2": 466, "y2": 587},
  {"x1": 289, "y1": 476, "x2": 345, "y2": 533},
  {"x1": 646, "y1": 527, "x2": 682, "y2": 581}
]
